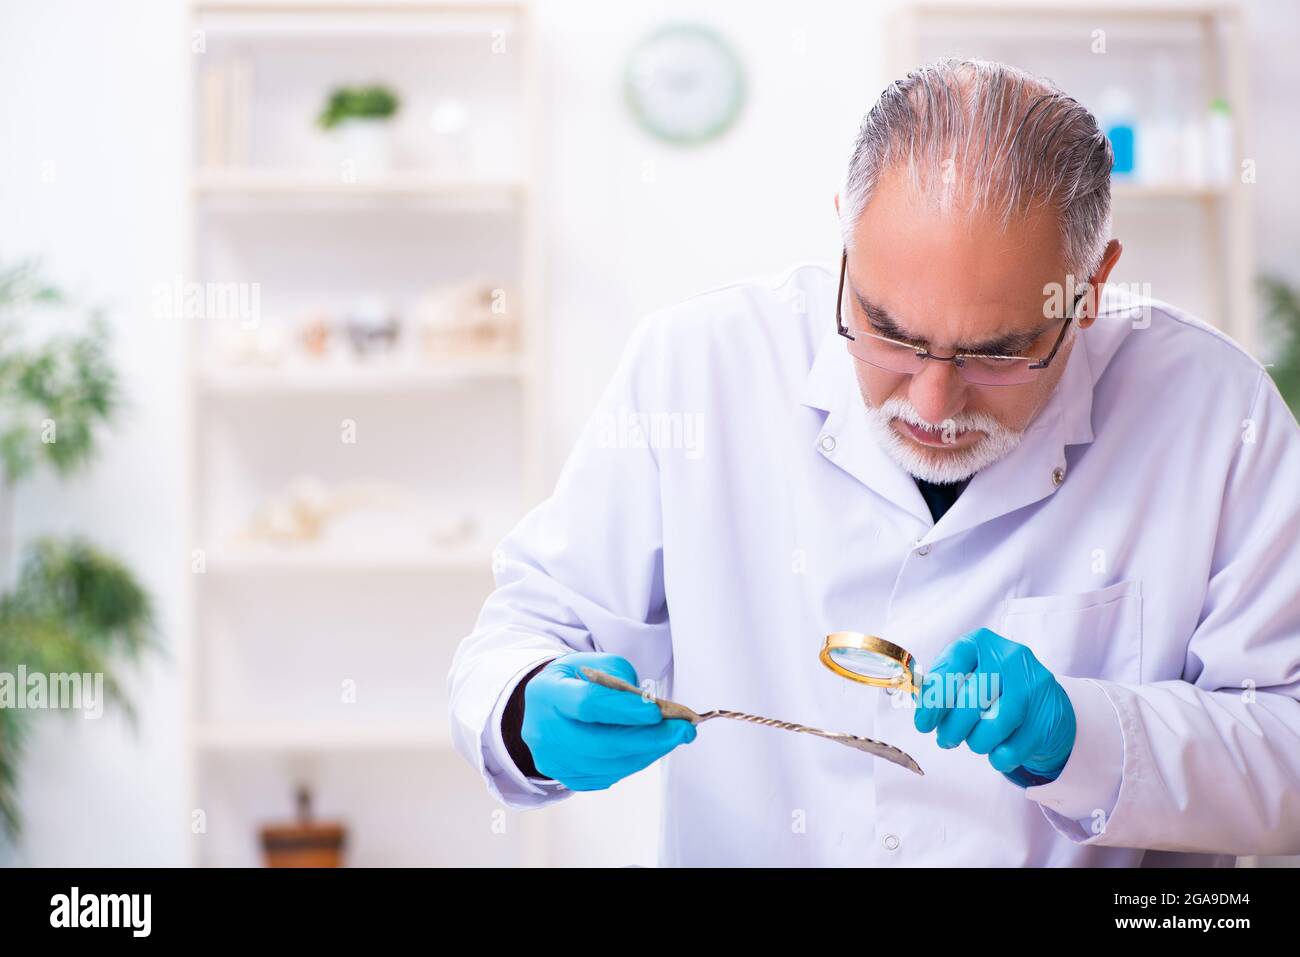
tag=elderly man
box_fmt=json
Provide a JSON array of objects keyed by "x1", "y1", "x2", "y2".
[{"x1": 448, "y1": 59, "x2": 1300, "y2": 866}]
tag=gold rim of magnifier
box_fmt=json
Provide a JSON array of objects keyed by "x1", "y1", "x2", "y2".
[{"x1": 820, "y1": 632, "x2": 918, "y2": 694}]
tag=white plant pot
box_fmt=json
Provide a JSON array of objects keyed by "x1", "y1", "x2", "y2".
[{"x1": 336, "y1": 118, "x2": 394, "y2": 179}]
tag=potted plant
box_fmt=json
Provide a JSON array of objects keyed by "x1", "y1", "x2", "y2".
[
  {"x1": 316, "y1": 84, "x2": 401, "y2": 177},
  {"x1": 0, "y1": 260, "x2": 154, "y2": 844}
]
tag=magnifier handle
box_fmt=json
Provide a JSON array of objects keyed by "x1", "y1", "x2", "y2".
[{"x1": 578, "y1": 667, "x2": 706, "y2": 724}]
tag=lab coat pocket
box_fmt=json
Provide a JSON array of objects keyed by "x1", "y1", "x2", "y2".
[{"x1": 996, "y1": 579, "x2": 1142, "y2": 683}]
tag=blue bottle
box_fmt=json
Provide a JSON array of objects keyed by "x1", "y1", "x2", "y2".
[{"x1": 1098, "y1": 87, "x2": 1137, "y2": 177}]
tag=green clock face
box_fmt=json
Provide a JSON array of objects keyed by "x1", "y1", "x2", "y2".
[{"x1": 624, "y1": 23, "x2": 746, "y2": 146}]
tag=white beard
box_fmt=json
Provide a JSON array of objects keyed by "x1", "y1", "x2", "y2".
[{"x1": 863, "y1": 396, "x2": 1024, "y2": 484}]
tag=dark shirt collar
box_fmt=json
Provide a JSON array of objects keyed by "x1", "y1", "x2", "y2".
[{"x1": 914, "y1": 476, "x2": 969, "y2": 523}]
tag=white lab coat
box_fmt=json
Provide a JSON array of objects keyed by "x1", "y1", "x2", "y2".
[{"x1": 447, "y1": 261, "x2": 1300, "y2": 866}]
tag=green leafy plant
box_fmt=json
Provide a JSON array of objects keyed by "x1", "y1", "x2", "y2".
[
  {"x1": 0, "y1": 260, "x2": 154, "y2": 839},
  {"x1": 316, "y1": 85, "x2": 400, "y2": 130},
  {"x1": 0, "y1": 541, "x2": 153, "y2": 834},
  {"x1": 1259, "y1": 276, "x2": 1300, "y2": 414},
  {"x1": 0, "y1": 273, "x2": 115, "y2": 482}
]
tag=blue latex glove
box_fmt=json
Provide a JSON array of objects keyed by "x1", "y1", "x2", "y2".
[
  {"x1": 522, "y1": 652, "x2": 697, "y2": 791},
  {"x1": 912, "y1": 627, "x2": 1076, "y2": 785}
]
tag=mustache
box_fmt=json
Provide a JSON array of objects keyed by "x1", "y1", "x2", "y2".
[{"x1": 874, "y1": 397, "x2": 1012, "y2": 437}]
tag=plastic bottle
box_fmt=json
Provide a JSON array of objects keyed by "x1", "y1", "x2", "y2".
[
  {"x1": 1138, "y1": 58, "x2": 1182, "y2": 186},
  {"x1": 1097, "y1": 86, "x2": 1137, "y2": 178},
  {"x1": 1206, "y1": 98, "x2": 1235, "y2": 186}
]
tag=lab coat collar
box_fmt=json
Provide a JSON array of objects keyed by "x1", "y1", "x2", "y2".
[{"x1": 800, "y1": 326, "x2": 1096, "y2": 539}]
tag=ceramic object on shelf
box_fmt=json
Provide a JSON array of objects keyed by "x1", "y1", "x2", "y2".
[
  {"x1": 344, "y1": 298, "x2": 401, "y2": 358},
  {"x1": 336, "y1": 117, "x2": 395, "y2": 179},
  {"x1": 239, "y1": 478, "x2": 477, "y2": 552},
  {"x1": 243, "y1": 475, "x2": 333, "y2": 543},
  {"x1": 415, "y1": 279, "x2": 517, "y2": 358},
  {"x1": 428, "y1": 97, "x2": 472, "y2": 176},
  {"x1": 430, "y1": 513, "x2": 478, "y2": 549},
  {"x1": 297, "y1": 309, "x2": 333, "y2": 358},
  {"x1": 214, "y1": 322, "x2": 286, "y2": 367}
]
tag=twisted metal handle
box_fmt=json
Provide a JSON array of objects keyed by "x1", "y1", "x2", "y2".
[{"x1": 579, "y1": 667, "x2": 923, "y2": 776}]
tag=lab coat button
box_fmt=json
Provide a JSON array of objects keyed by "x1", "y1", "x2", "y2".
[
  {"x1": 883, "y1": 834, "x2": 900, "y2": 851},
  {"x1": 1052, "y1": 466, "x2": 1066, "y2": 487},
  {"x1": 916, "y1": 544, "x2": 931, "y2": 556},
  {"x1": 819, "y1": 435, "x2": 836, "y2": 453}
]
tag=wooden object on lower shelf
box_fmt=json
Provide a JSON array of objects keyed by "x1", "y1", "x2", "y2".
[{"x1": 259, "y1": 786, "x2": 347, "y2": 868}]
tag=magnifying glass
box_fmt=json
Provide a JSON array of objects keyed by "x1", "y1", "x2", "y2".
[{"x1": 820, "y1": 632, "x2": 920, "y2": 696}]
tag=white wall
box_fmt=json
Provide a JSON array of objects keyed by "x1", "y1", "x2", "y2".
[
  {"x1": 0, "y1": 0, "x2": 190, "y2": 864},
  {"x1": 0, "y1": 0, "x2": 1296, "y2": 866},
  {"x1": 529, "y1": 0, "x2": 886, "y2": 864}
]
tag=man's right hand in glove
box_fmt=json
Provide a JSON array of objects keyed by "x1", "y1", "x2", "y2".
[{"x1": 521, "y1": 652, "x2": 697, "y2": 791}]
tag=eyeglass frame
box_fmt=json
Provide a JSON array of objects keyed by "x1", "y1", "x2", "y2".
[{"x1": 835, "y1": 248, "x2": 1088, "y2": 385}]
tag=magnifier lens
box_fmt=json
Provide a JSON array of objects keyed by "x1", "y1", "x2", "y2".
[
  {"x1": 828, "y1": 646, "x2": 905, "y2": 681},
  {"x1": 820, "y1": 633, "x2": 917, "y2": 690}
]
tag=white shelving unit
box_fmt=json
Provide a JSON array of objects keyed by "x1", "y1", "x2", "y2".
[
  {"x1": 889, "y1": 0, "x2": 1255, "y2": 351},
  {"x1": 183, "y1": 0, "x2": 546, "y2": 867}
]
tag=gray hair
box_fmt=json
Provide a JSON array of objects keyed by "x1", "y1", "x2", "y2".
[{"x1": 840, "y1": 58, "x2": 1113, "y2": 281}]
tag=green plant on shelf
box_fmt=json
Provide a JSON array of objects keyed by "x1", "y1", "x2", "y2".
[
  {"x1": 0, "y1": 260, "x2": 155, "y2": 840},
  {"x1": 316, "y1": 85, "x2": 401, "y2": 130}
]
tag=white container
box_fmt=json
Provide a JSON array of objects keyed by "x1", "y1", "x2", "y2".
[
  {"x1": 336, "y1": 117, "x2": 394, "y2": 179},
  {"x1": 1138, "y1": 57, "x2": 1182, "y2": 186},
  {"x1": 1206, "y1": 99, "x2": 1235, "y2": 186},
  {"x1": 1181, "y1": 115, "x2": 1206, "y2": 187},
  {"x1": 428, "y1": 98, "x2": 472, "y2": 177},
  {"x1": 1137, "y1": 116, "x2": 1181, "y2": 186}
]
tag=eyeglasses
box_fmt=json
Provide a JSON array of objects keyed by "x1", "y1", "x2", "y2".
[{"x1": 835, "y1": 249, "x2": 1085, "y2": 387}]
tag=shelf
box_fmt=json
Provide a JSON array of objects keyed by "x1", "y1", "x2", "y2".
[
  {"x1": 195, "y1": 0, "x2": 526, "y2": 13},
  {"x1": 905, "y1": 1, "x2": 1236, "y2": 20},
  {"x1": 198, "y1": 356, "x2": 527, "y2": 394},
  {"x1": 205, "y1": 542, "x2": 496, "y2": 573},
  {"x1": 195, "y1": 720, "x2": 455, "y2": 752},
  {"x1": 194, "y1": 169, "x2": 525, "y2": 200},
  {"x1": 192, "y1": 0, "x2": 527, "y2": 37},
  {"x1": 1111, "y1": 182, "x2": 1231, "y2": 201}
]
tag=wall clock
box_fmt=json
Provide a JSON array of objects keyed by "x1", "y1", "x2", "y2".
[{"x1": 624, "y1": 23, "x2": 746, "y2": 146}]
